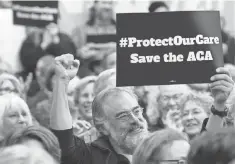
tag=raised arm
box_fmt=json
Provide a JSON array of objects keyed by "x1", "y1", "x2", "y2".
[
  {"x1": 205, "y1": 67, "x2": 234, "y2": 132},
  {"x1": 50, "y1": 54, "x2": 80, "y2": 130},
  {"x1": 49, "y1": 54, "x2": 92, "y2": 164}
]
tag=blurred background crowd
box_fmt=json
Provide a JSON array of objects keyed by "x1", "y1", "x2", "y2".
[{"x1": 0, "y1": 0, "x2": 235, "y2": 164}]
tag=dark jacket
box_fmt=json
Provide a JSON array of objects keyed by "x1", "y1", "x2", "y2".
[
  {"x1": 52, "y1": 129, "x2": 130, "y2": 164},
  {"x1": 20, "y1": 33, "x2": 76, "y2": 79},
  {"x1": 52, "y1": 118, "x2": 208, "y2": 164},
  {"x1": 20, "y1": 38, "x2": 45, "y2": 78}
]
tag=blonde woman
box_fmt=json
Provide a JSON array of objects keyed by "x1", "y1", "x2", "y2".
[{"x1": 0, "y1": 93, "x2": 33, "y2": 145}]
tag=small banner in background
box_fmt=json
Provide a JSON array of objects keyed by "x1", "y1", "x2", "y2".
[{"x1": 12, "y1": 1, "x2": 58, "y2": 27}]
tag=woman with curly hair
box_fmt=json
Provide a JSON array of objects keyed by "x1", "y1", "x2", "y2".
[{"x1": 181, "y1": 92, "x2": 214, "y2": 139}]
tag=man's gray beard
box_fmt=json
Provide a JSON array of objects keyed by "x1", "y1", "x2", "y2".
[{"x1": 118, "y1": 131, "x2": 149, "y2": 155}]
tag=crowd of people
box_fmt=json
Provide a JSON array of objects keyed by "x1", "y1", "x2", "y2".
[{"x1": 1, "y1": 1, "x2": 235, "y2": 164}]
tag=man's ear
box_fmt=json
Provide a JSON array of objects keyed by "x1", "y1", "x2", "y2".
[{"x1": 96, "y1": 123, "x2": 109, "y2": 136}]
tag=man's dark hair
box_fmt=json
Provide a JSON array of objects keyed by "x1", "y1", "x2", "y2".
[
  {"x1": 188, "y1": 128, "x2": 235, "y2": 164},
  {"x1": 3, "y1": 125, "x2": 61, "y2": 163},
  {"x1": 148, "y1": 1, "x2": 169, "y2": 13}
]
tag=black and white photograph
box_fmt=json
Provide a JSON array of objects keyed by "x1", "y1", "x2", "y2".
[{"x1": 0, "y1": 0, "x2": 235, "y2": 164}]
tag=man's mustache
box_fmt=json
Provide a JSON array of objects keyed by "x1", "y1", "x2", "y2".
[{"x1": 128, "y1": 124, "x2": 144, "y2": 133}]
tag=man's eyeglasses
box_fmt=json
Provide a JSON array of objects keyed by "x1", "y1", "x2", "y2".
[{"x1": 115, "y1": 107, "x2": 144, "y2": 121}]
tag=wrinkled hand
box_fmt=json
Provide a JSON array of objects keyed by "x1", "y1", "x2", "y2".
[
  {"x1": 54, "y1": 54, "x2": 80, "y2": 81},
  {"x1": 210, "y1": 67, "x2": 234, "y2": 109}
]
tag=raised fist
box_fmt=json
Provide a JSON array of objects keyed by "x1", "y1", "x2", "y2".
[{"x1": 54, "y1": 54, "x2": 80, "y2": 81}]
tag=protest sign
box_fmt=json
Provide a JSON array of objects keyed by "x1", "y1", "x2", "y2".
[
  {"x1": 12, "y1": 1, "x2": 58, "y2": 27},
  {"x1": 116, "y1": 11, "x2": 223, "y2": 86}
]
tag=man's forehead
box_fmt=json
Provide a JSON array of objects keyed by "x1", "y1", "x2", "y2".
[
  {"x1": 105, "y1": 91, "x2": 137, "y2": 103},
  {"x1": 102, "y1": 91, "x2": 138, "y2": 112}
]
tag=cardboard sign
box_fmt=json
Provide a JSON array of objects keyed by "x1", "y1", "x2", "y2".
[
  {"x1": 12, "y1": 1, "x2": 58, "y2": 27},
  {"x1": 116, "y1": 11, "x2": 224, "y2": 86}
]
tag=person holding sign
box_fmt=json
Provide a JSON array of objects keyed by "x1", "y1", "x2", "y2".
[
  {"x1": 72, "y1": 0, "x2": 116, "y2": 77},
  {"x1": 50, "y1": 53, "x2": 233, "y2": 164},
  {"x1": 133, "y1": 72, "x2": 233, "y2": 164},
  {"x1": 72, "y1": 0, "x2": 116, "y2": 57}
]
